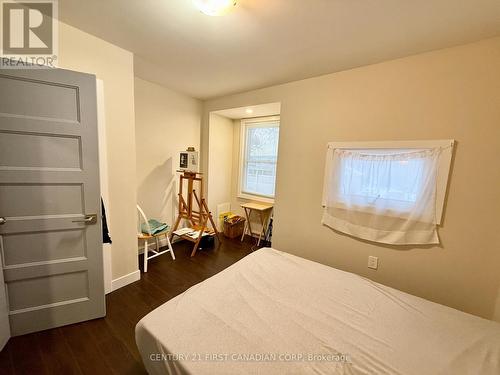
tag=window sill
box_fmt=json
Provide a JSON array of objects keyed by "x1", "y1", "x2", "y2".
[{"x1": 237, "y1": 192, "x2": 275, "y2": 204}]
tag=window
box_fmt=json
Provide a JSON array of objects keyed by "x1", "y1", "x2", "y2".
[
  {"x1": 238, "y1": 116, "x2": 280, "y2": 201},
  {"x1": 322, "y1": 140, "x2": 454, "y2": 245},
  {"x1": 335, "y1": 149, "x2": 431, "y2": 215}
]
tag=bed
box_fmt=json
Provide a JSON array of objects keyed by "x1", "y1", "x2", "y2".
[{"x1": 135, "y1": 248, "x2": 500, "y2": 374}]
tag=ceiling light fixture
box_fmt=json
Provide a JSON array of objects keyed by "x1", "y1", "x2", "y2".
[
  {"x1": 245, "y1": 108, "x2": 253, "y2": 114},
  {"x1": 192, "y1": 0, "x2": 237, "y2": 16}
]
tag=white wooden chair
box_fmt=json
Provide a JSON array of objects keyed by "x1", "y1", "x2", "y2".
[{"x1": 137, "y1": 205, "x2": 175, "y2": 272}]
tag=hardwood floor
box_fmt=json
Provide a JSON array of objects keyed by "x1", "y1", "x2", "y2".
[{"x1": 0, "y1": 236, "x2": 263, "y2": 375}]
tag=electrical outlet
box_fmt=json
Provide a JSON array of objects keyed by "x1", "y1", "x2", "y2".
[{"x1": 368, "y1": 256, "x2": 378, "y2": 270}]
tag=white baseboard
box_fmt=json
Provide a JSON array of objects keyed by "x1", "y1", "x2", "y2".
[{"x1": 111, "y1": 270, "x2": 140, "y2": 292}]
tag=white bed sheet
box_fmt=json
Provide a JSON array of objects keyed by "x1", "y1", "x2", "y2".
[{"x1": 136, "y1": 248, "x2": 500, "y2": 375}]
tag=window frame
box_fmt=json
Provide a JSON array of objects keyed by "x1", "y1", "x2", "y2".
[
  {"x1": 238, "y1": 116, "x2": 280, "y2": 203},
  {"x1": 322, "y1": 139, "x2": 455, "y2": 224}
]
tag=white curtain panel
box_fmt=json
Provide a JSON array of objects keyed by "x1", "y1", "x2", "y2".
[{"x1": 322, "y1": 147, "x2": 440, "y2": 245}]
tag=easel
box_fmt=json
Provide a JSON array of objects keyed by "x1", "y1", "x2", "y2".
[{"x1": 170, "y1": 171, "x2": 220, "y2": 257}]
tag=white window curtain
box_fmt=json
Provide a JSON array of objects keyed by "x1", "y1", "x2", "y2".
[{"x1": 322, "y1": 147, "x2": 441, "y2": 245}]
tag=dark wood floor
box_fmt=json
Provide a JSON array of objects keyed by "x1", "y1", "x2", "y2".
[{"x1": 0, "y1": 236, "x2": 263, "y2": 375}]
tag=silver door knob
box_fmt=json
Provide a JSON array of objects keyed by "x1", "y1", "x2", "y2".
[
  {"x1": 0, "y1": 217, "x2": 6, "y2": 225},
  {"x1": 71, "y1": 214, "x2": 97, "y2": 224}
]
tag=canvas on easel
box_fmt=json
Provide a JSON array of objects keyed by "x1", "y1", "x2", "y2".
[{"x1": 170, "y1": 171, "x2": 220, "y2": 257}]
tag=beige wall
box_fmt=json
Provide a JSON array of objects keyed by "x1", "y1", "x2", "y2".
[
  {"x1": 207, "y1": 114, "x2": 234, "y2": 220},
  {"x1": 58, "y1": 22, "x2": 138, "y2": 279},
  {"x1": 202, "y1": 37, "x2": 500, "y2": 321},
  {"x1": 495, "y1": 292, "x2": 500, "y2": 322},
  {"x1": 135, "y1": 77, "x2": 201, "y2": 233},
  {"x1": 230, "y1": 120, "x2": 244, "y2": 217}
]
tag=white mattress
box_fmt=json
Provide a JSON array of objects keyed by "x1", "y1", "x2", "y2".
[{"x1": 136, "y1": 248, "x2": 500, "y2": 375}]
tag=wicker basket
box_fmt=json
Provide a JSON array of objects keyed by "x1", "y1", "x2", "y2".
[{"x1": 223, "y1": 217, "x2": 245, "y2": 239}]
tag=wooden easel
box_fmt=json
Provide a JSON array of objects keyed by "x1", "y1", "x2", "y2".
[{"x1": 170, "y1": 171, "x2": 220, "y2": 257}]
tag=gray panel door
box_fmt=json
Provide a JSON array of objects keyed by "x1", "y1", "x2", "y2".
[{"x1": 0, "y1": 68, "x2": 105, "y2": 336}]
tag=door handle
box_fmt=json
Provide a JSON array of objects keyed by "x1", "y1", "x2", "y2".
[
  {"x1": 0, "y1": 217, "x2": 6, "y2": 225},
  {"x1": 72, "y1": 214, "x2": 97, "y2": 225}
]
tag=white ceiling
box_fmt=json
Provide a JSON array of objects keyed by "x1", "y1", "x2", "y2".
[{"x1": 58, "y1": 0, "x2": 500, "y2": 100}]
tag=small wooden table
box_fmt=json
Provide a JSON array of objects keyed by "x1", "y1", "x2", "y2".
[{"x1": 240, "y1": 202, "x2": 274, "y2": 246}]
